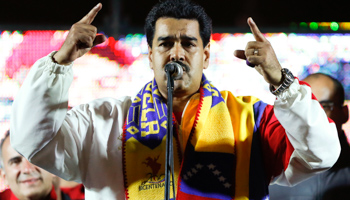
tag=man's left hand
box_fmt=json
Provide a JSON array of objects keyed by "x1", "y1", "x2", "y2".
[{"x1": 234, "y1": 17, "x2": 283, "y2": 88}]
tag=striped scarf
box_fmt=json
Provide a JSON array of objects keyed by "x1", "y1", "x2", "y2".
[{"x1": 123, "y1": 74, "x2": 262, "y2": 199}]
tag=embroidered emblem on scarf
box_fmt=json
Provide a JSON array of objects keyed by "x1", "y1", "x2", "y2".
[{"x1": 123, "y1": 74, "x2": 236, "y2": 199}]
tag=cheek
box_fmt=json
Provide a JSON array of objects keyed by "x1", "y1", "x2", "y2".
[
  {"x1": 151, "y1": 56, "x2": 166, "y2": 71},
  {"x1": 192, "y1": 53, "x2": 206, "y2": 70},
  {"x1": 153, "y1": 51, "x2": 166, "y2": 61},
  {"x1": 5, "y1": 172, "x2": 17, "y2": 185}
]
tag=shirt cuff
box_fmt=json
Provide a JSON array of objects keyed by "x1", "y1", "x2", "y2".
[
  {"x1": 45, "y1": 51, "x2": 73, "y2": 74},
  {"x1": 275, "y1": 79, "x2": 301, "y2": 101}
]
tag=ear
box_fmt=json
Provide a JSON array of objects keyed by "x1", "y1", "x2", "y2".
[
  {"x1": 148, "y1": 46, "x2": 153, "y2": 70},
  {"x1": 203, "y1": 43, "x2": 210, "y2": 69},
  {"x1": 0, "y1": 168, "x2": 8, "y2": 185},
  {"x1": 341, "y1": 104, "x2": 349, "y2": 124}
]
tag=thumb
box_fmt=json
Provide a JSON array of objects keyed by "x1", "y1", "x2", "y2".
[
  {"x1": 93, "y1": 34, "x2": 107, "y2": 46},
  {"x1": 234, "y1": 50, "x2": 246, "y2": 60}
]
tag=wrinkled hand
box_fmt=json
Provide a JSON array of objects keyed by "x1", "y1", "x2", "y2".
[
  {"x1": 54, "y1": 3, "x2": 107, "y2": 65},
  {"x1": 234, "y1": 17, "x2": 282, "y2": 88}
]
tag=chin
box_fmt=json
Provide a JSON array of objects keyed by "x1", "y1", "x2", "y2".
[
  {"x1": 21, "y1": 189, "x2": 48, "y2": 200},
  {"x1": 21, "y1": 183, "x2": 47, "y2": 195},
  {"x1": 173, "y1": 82, "x2": 188, "y2": 92},
  {"x1": 173, "y1": 86, "x2": 198, "y2": 97},
  {"x1": 174, "y1": 79, "x2": 189, "y2": 88}
]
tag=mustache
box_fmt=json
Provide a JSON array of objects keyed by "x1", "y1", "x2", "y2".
[{"x1": 171, "y1": 61, "x2": 190, "y2": 73}]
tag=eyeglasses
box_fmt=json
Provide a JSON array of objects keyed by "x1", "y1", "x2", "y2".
[{"x1": 319, "y1": 101, "x2": 335, "y2": 112}]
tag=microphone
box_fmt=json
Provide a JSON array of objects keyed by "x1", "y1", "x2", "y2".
[{"x1": 164, "y1": 62, "x2": 183, "y2": 80}]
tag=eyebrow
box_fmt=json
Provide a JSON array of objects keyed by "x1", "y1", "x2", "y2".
[
  {"x1": 157, "y1": 35, "x2": 198, "y2": 42},
  {"x1": 8, "y1": 156, "x2": 22, "y2": 164}
]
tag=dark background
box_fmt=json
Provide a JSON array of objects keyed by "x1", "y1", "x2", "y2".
[{"x1": 0, "y1": 0, "x2": 349, "y2": 36}]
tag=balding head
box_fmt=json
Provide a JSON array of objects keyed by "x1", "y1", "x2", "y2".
[
  {"x1": 303, "y1": 73, "x2": 345, "y2": 106},
  {"x1": 303, "y1": 73, "x2": 348, "y2": 133}
]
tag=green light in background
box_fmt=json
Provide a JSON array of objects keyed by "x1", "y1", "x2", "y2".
[
  {"x1": 300, "y1": 22, "x2": 308, "y2": 29},
  {"x1": 310, "y1": 22, "x2": 318, "y2": 30},
  {"x1": 330, "y1": 22, "x2": 339, "y2": 31}
]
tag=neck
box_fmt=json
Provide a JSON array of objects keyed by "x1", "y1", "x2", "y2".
[
  {"x1": 159, "y1": 88, "x2": 199, "y2": 113},
  {"x1": 172, "y1": 95, "x2": 193, "y2": 113}
]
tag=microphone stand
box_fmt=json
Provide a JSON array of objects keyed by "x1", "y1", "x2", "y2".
[{"x1": 164, "y1": 68, "x2": 176, "y2": 200}]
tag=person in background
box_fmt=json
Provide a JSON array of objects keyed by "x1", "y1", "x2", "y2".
[
  {"x1": 0, "y1": 130, "x2": 73, "y2": 200},
  {"x1": 10, "y1": 0, "x2": 340, "y2": 199},
  {"x1": 269, "y1": 73, "x2": 350, "y2": 200}
]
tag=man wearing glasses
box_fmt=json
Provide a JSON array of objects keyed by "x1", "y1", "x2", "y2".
[{"x1": 269, "y1": 73, "x2": 350, "y2": 200}]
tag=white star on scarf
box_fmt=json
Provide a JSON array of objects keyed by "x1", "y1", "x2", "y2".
[
  {"x1": 187, "y1": 171, "x2": 193, "y2": 177},
  {"x1": 196, "y1": 163, "x2": 203, "y2": 169},
  {"x1": 191, "y1": 168, "x2": 198, "y2": 174},
  {"x1": 213, "y1": 170, "x2": 221, "y2": 176},
  {"x1": 218, "y1": 176, "x2": 226, "y2": 182},
  {"x1": 184, "y1": 163, "x2": 231, "y2": 189},
  {"x1": 207, "y1": 164, "x2": 216, "y2": 170},
  {"x1": 223, "y1": 182, "x2": 231, "y2": 188}
]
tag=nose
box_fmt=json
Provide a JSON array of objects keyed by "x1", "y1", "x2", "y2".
[
  {"x1": 21, "y1": 159, "x2": 36, "y2": 174},
  {"x1": 170, "y1": 43, "x2": 185, "y2": 62}
]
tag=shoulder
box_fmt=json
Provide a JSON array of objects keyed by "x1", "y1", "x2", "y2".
[
  {"x1": 220, "y1": 90, "x2": 263, "y2": 105},
  {"x1": 221, "y1": 91, "x2": 273, "y2": 119},
  {"x1": 0, "y1": 189, "x2": 15, "y2": 198},
  {"x1": 61, "y1": 184, "x2": 85, "y2": 200}
]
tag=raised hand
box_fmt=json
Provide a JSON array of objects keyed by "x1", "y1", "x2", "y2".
[
  {"x1": 234, "y1": 17, "x2": 283, "y2": 88},
  {"x1": 53, "y1": 3, "x2": 107, "y2": 65}
]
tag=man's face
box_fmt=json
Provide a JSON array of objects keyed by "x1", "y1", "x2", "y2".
[
  {"x1": 148, "y1": 17, "x2": 210, "y2": 99},
  {"x1": 0, "y1": 137, "x2": 53, "y2": 199},
  {"x1": 303, "y1": 76, "x2": 348, "y2": 132}
]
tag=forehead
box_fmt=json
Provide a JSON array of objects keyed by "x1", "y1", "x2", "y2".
[
  {"x1": 304, "y1": 76, "x2": 336, "y2": 101},
  {"x1": 1, "y1": 137, "x2": 20, "y2": 160},
  {"x1": 153, "y1": 18, "x2": 201, "y2": 41}
]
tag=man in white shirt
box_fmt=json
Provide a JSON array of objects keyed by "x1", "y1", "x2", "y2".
[{"x1": 10, "y1": 0, "x2": 340, "y2": 199}]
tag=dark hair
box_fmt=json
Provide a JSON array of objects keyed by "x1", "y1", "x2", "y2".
[
  {"x1": 327, "y1": 75, "x2": 345, "y2": 106},
  {"x1": 145, "y1": 0, "x2": 212, "y2": 48},
  {"x1": 307, "y1": 73, "x2": 345, "y2": 105}
]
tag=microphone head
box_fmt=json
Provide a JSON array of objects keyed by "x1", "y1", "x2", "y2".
[{"x1": 164, "y1": 62, "x2": 183, "y2": 80}]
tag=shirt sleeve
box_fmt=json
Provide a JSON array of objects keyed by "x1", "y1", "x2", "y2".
[
  {"x1": 259, "y1": 79, "x2": 340, "y2": 186},
  {"x1": 10, "y1": 52, "x2": 131, "y2": 182}
]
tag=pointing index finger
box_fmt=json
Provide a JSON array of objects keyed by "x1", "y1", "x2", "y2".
[
  {"x1": 248, "y1": 17, "x2": 266, "y2": 42},
  {"x1": 78, "y1": 3, "x2": 102, "y2": 24}
]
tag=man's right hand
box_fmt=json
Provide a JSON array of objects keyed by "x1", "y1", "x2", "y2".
[{"x1": 53, "y1": 3, "x2": 106, "y2": 65}]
